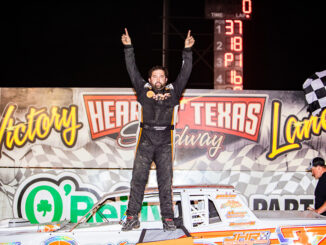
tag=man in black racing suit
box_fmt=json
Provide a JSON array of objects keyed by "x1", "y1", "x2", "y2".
[{"x1": 121, "y1": 28, "x2": 194, "y2": 231}]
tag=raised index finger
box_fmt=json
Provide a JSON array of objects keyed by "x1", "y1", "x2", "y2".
[
  {"x1": 187, "y1": 30, "x2": 191, "y2": 38},
  {"x1": 125, "y1": 28, "x2": 129, "y2": 36}
]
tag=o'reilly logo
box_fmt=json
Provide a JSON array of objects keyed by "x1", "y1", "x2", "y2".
[
  {"x1": 13, "y1": 172, "x2": 101, "y2": 224},
  {"x1": 13, "y1": 172, "x2": 161, "y2": 224}
]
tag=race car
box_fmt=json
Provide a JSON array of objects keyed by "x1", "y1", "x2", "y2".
[{"x1": 1, "y1": 185, "x2": 326, "y2": 244}]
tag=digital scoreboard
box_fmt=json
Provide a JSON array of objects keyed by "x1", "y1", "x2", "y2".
[{"x1": 205, "y1": 0, "x2": 252, "y2": 90}]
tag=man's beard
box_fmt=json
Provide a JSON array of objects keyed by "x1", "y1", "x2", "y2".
[{"x1": 155, "y1": 82, "x2": 164, "y2": 90}]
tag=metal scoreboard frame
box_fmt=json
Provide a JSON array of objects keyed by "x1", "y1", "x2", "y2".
[{"x1": 205, "y1": 0, "x2": 252, "y2": 90}]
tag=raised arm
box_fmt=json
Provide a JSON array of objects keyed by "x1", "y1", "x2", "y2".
[
  {"x1": 173, "y1": 30, "x2": 195, "y2": 97},
  {"x1": 121, "y1": 28, "x2": 145, "y2": 93}
]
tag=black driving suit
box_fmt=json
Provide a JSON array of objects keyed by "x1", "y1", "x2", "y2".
[{"x1": 124, "y1": 45, "x2": 192, "y2": 219}]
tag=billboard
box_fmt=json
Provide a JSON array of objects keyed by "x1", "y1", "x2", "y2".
[{"x1": 0, "y1": 88, "x2": 322, "y2": 222}]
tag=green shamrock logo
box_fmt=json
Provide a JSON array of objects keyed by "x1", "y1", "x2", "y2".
[{"x1": 37, "y1": 200, "x2": 52, "y2": 217}]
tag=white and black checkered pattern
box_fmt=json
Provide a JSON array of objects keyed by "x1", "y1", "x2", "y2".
[
  {"x1": 20, "y1": 138, "x2": 134, "y2": 169},
  {"x1": 303, "y1": 70, "x2": 326, "y2": 116}
]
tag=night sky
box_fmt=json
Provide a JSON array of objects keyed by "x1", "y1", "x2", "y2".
[{"x1": 1, "y1": 1, "x2": 326, "y2": 91}]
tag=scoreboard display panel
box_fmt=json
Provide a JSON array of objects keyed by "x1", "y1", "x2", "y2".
[
  {"x1": 205, "y1": 0, "x2": 252, "y2": 90},
  {"x1": 214, "y1": 19, "x2": 243, "y2": 90}
]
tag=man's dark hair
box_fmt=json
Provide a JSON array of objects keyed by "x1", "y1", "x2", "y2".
[{"x1": 148, "y1": 66, "x2": 168, "y2": 78}]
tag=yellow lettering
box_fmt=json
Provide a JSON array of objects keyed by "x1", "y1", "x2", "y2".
[
  {"x1": 0, "y1": 104, "x2": 83, "y2": 155},
  {"x1": 0, "y1": 105, "x2": 16, "y2": 152},
  {"x1": 35, "y1": 114, "x2": 51, "y2": 138},
  {"x1": 286, "y1": 116, "x2": 317, "y2": 143},
  {"x1": 6, "y1": 118, "x2": 15, "y2": 150},
  {"x1": 26, "y1": 107, "x2": 46, "y2": 141},
  {"x1": 13, "y1": 123, "x2": 27, "y2": 147},
  {"x1": 267, "y1": 101, "x2": 300, "y2": 160},
  {"x1": 267, "y1": 102, "x2": 326, "y2": 160},
  {"x1": 321, "y1": 109, "x2": 326, "y2": 131},
  {"x1": 311, "y1": 115, "x2": 322, "y2": 134},
  {"x1": 54, "y1": 106, "x2": 82, "y2": 146}
]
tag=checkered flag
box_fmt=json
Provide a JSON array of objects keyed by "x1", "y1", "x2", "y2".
[{"x1": 303, "y1": 70, "x2": 326, "y2": 116}]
